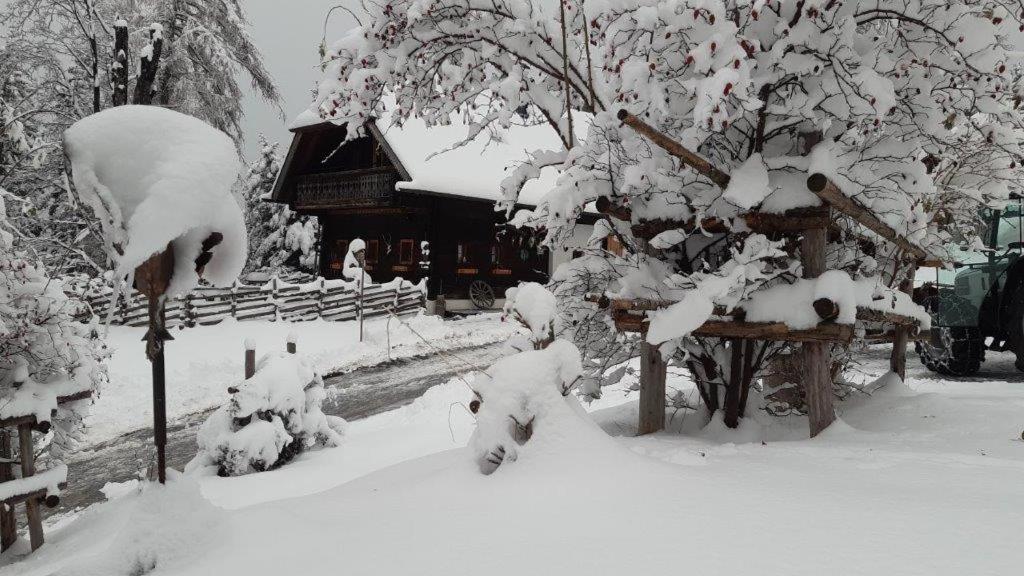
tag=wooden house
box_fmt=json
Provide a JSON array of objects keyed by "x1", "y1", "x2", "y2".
[{"x1": 268, "y1": 110, "x2": 596, "y2": 311}]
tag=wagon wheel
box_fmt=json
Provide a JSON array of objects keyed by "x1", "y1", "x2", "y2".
[{"x1": 469, "y1": 280, "x2": 495, "y2": 309}]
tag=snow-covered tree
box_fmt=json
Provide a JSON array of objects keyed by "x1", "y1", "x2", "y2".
[
  {"x1": 0, "y1": 0, "x2": 281, "y2": 273},
  {"x1": 189, "y1": 350, "x2": 346, "y2": 477},
  {"x1": 311, "y1": 0, "x2": 1024, "y2": 423},
  {"x1": 0, "y1": 189, "x2": 106, "y2": 465},
  {"x1": 243, "y1": 135, "x2": 320, "y2": 275}
]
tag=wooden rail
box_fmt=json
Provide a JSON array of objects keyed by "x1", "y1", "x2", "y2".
[{"x1": 68, "y1": 276, "x2": 426, "y2": 328}]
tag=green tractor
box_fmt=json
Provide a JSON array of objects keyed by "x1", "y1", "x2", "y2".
[{"x1": 915, "y1": 202, "x2": 1024, "y2": 376}]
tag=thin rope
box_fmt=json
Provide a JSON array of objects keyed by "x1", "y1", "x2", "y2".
[{"x1": 385, "y1": 308, "x2": 495, "y2": 380}]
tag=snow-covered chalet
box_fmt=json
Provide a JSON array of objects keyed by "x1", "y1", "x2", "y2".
[{"x1": 268, "y1": 109, "x2": 597, "y2": 311}]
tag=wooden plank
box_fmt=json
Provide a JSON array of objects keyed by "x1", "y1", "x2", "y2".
[
  {"x1": 807, "y1": 174, "x2": 928, "y2": 261},
  {"x1": 891, "y1": 266, "x2": 917, "y2": 380},
  {"x1": 855, "y1": 307, "x2": 922, "y2": 328}
]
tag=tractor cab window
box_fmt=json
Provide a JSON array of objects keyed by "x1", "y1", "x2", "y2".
[{"x1": 995, "y1": 206, "x2": 1024, "y2": 250}]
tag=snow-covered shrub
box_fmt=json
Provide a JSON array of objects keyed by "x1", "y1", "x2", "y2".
[
  {"x1": 189, "y1": 351, "x2": 345, "y2": 477},
  {"x1": 0, "y1": 191, "x2": 106, "y2": 463},
  {"x1": 469, "y1": 339, "x2": 584, "y2": 474}
]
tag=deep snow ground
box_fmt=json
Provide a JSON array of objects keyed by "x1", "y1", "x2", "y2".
[{"x1": 4, "y1": 342, "x2": 1023, "y2": 575}]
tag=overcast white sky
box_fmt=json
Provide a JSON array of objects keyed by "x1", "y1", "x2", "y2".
[{"x1": 239, "y1": 0, "x2": 358, "y2": 159}]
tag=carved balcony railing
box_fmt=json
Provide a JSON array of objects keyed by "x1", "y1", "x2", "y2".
[{"x1": 295, "y1": 168, "x2": 399, "y2": 209}]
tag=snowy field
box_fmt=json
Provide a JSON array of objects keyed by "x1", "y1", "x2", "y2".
[
  {"x1": 6, "y1": 343, "x2": 1023, "y2": 575},
  {"x1": 85, "y1": 313, "x2": 517, "y2": 443}
]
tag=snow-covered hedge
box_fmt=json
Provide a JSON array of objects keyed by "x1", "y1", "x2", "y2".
[{"x1": 188, "y1": 351, "x2": 346, "y2": 477}]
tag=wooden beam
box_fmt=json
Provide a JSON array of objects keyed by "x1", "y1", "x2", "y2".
[
  {"x1": 806, "y1": 174, "x2": 929, "y2": 261},
  {"x1": 597, "y1": 198, "x2": 830, "y2": 241},
  {"x1": 855, "y1": 307, "x2": 922, "y2": 328},
  {"x1": 19, "y1": 423, "x2": 43, "y2": 551},
  {"x1": 800, "y1": 216, "x2": 836, "y2": 438},
  {"x1": 612, "y1": 311, "x2": 854, "y2": 343},
  {"x1": 0, "y1": 430, "x2": 15, "y2": 552},
  {"x1": 618, "y1": 110, "x2": 732, "y2": 188}
]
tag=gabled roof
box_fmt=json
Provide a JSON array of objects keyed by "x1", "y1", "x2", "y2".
[{"x1": 278, "y1": 106, "x2": 582, "y2": 208}]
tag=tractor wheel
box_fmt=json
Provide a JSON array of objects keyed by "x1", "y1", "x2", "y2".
[{"x1": 915, "y1": 327, "x2": 983, "y2": 376}]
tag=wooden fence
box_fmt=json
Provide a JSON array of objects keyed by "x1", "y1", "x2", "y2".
[{"x1": 67, "y1": 276, "x2": 426, "y2": 328}]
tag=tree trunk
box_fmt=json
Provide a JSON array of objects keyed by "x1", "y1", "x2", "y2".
[
  {"x1": 111, "y1": 22, "x2": 130, "y2": 107},
  {"x1": 132, "y1": 27, "x2": 165, "y2": 105},
  {"x1": 638, "y1": 341, "x2": 667, "y2": 435}
]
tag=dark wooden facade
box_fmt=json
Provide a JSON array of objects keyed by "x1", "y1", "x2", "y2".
[{"x1": 270, "y1": 121, "x2": 563, "y2": 304}]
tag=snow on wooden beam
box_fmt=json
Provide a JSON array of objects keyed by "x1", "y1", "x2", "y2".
[
  {"x1": 596, "y1": 197, "x2": 829, "y2": 240},
  {"x1": 854, "y1": 307, "x2": 923, "y2": 329},
  {"x1": 617, "y1": 110, "x2": 732, "y2": 189},
  {"x1": 612, "y1": 311, "x2": 854, "y2": 343},
  {"x1": 806, "y1": 174, "x2": 930, "y2": 262},
  {"x1": 0, "y1": 391, "x2": 94, "y2": 431}
]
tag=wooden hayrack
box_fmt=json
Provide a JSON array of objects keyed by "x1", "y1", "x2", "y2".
[
  {"x1": 600, "y1": 111, "x2": 940, "y2": 437},
  {"x1": 0, "y1": 389, "x2": 91, "y2": 553}
]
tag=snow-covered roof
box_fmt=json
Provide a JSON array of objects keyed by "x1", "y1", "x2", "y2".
[{"x1": 290, "y1": 107, "x2": 583, "y2": 208}]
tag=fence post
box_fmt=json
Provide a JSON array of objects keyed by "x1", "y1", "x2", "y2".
[
  {"x1": 393, "y1": 282, "x2": 401, "y2": 313},
  {"x1": 271, "y1": 277, "x2": 279, "y2": 322},
  {"x1": 287, "y1": 332, "x2": 297, "y2": 354},
  {"x1": 230, "y1": 279, "x2": 238, "y2": 319},
  {"x1": 244, "y1": 338, "x2": 256, "y2": 379},
  {"x1": 317, "y1": 277, "x2": 326, "y2": 320},
  {"x1": 184, "y1": 292, "x2": 195, "y2": 328}
]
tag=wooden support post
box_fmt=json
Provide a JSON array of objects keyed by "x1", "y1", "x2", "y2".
[
  {"x1": 244, "y1": 346, "x2": 256, "y2": 379},
  {"x1": 723, "y1": 340, "x2": 744, "y2": 428},
  {"x1": 0, "y1": 430, "x2": 16, "y2": 551},
  {"x1": 890, "y1": 266, "x2": 917, "y2": 381},
  {"x1": 286, "y1": 333, "x2": 297, "y2": 354},
  {"x1": 638, "y1": 341, "x2": 668, "y2": 435},
  {"x1": 18, "y1": 424, "x2": 43, "y2": 551},
  {"x1": 801, "y1": 227, "x2": 836, "y2": 437}
]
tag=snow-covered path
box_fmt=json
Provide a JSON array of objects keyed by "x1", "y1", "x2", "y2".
[{"x1": 52, "y1": 343, "x2": 506, "y2": 520}]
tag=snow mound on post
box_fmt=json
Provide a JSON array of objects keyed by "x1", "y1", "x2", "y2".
[
  {"x1": 503, "y1": 282, "x2": 557, "y2": 346},
  {"x1": 188, "y1": 351, "x2": 346, "y2": 477},
  {"x1": 64, "y1": 105, "x2": 246, "y2": 295},
  {"x1": 469, "y1": 339, "x2": 609, "y2": 474}
]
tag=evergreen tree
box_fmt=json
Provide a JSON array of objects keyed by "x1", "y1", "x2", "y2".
[{"x1": 243, "y1": 135, "x2": 319, "y2": 275}]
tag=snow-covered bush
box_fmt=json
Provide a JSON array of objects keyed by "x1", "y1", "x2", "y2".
[
  {"x1": 0, "y1": 191, "x2": 106, "y2": 463},
  {"x1": 64, "y1": 105, "x2": 247, "y2": 296},
  {"x1": 189, "y1": 351, "x2": 346, "y2": 477},
  {"x1": 470, "y1": 339, "x2": 584, "y2": 474}
]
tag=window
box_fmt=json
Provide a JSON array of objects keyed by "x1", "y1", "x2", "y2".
[
  {"x1": 365, "y1": 239, "x2": 380, "y2": 263},
  {"x1": 399, "y1": 239, "x2": 415, "y2": 265}
]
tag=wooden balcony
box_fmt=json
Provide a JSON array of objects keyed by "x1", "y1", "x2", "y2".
[{"x1": 295, "y1": 168, "x2": 399, "y2": 210}]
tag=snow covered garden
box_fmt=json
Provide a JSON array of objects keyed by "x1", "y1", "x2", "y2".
[{"x1": 2, "y1": 0, "x2": 1024, "y2": 574}]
